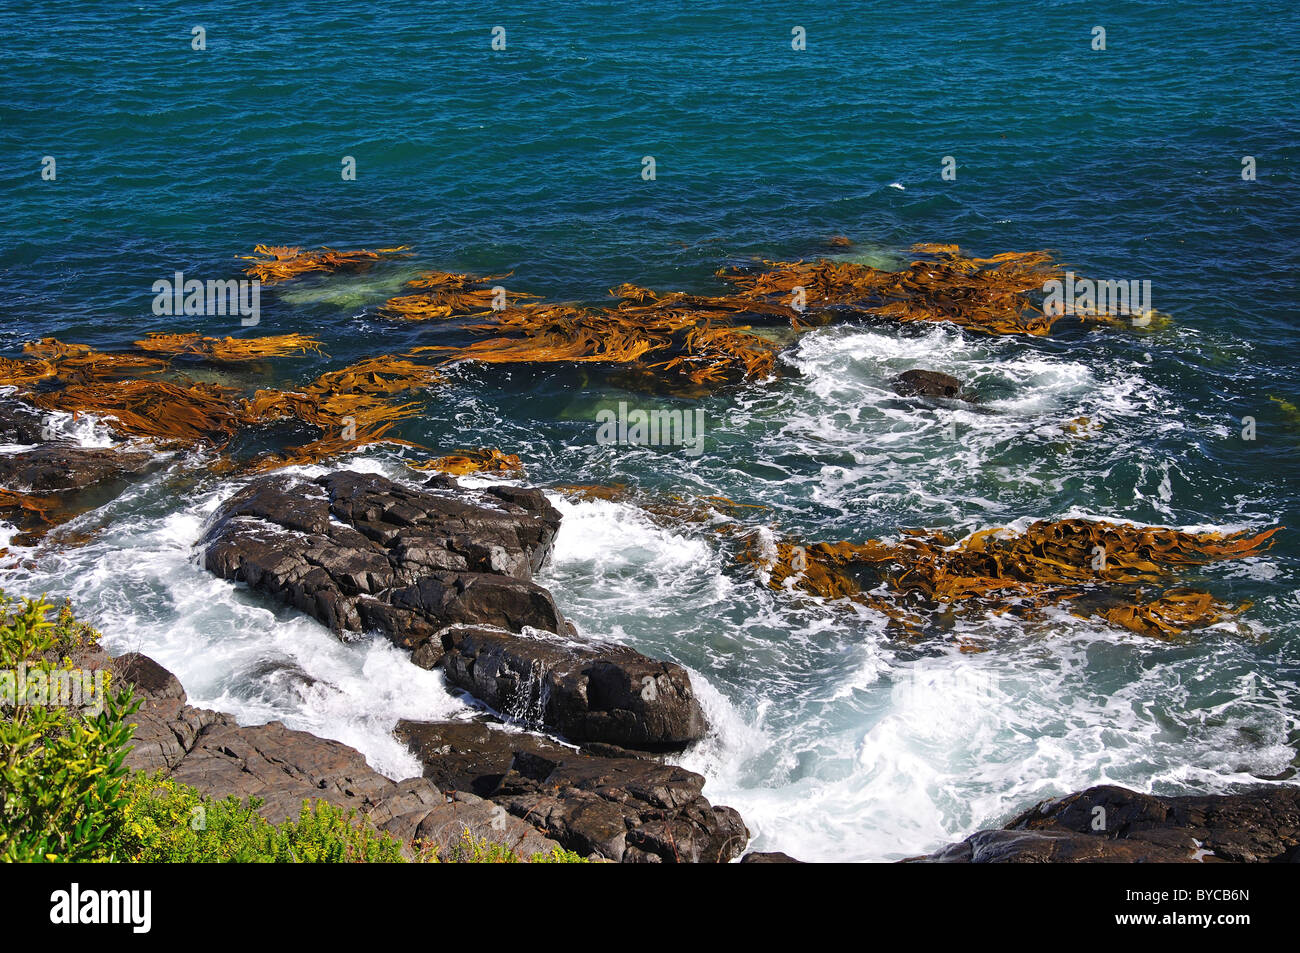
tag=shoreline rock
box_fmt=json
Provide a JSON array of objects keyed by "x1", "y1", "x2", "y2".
[
  {"x1": 909, "y1": 784, "x2": 1300, "y2": 863},
  {"x1": 395, "y1": 719, "x2": 748, "y2": 863},
  {"x1": 439, "y1": 624, "x2": 707, "y2": 748},
  {"x1": 199, "y1": 470, "x2": 710, "y2": 750}
]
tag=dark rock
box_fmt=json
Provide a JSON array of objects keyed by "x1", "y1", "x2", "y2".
[
  {"x1": 394, "y1": 718, "x2": 569, "y2": 797},
  {"x1": 197, "y1": 471, "x2": 566, "y2": 663},
  {"x1": 891, "y1": 369, "x2": 970, "y2": 401},
  {"x1": 105, "y1": 650, "x2": 565, "y2": 858},
  {"x1": 739, "y1": 851, "x2": 804, "y2": 863},
  {"x1": 493, "y1": 746, "x2": 749, "y2": 863},
  {"x1": 0, "y1": 444, "x2": 159, "y2": 494},
  {"x1": 0, "y1": 396, "x2": 49, "y2": 444},
  {"x1": 910, "y1": 784, "x2": 1300, "y2": 863},
  {"x1": 395, "y1": 718, "x2": 748, "y2": 863},
  {"x1": 439, "y1": 624, "x2": 707, "y2": 748}
]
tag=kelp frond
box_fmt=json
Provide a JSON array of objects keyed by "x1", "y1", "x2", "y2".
[
  {"x1": 134, "y1": 333, "x2": 325, "y2": 362},
  {"x1": 238, "y1": 244, "x2": 412, "y2": 284},
  {"x1": 744, "y1": 519, "x2": 1282, "y2": 638},
  {"x1": 410, "y1": 448, "x2": 524, "y2": 476}
]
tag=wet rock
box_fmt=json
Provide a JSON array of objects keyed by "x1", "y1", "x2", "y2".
[
  {"x1": 910, "y1": 784, "x2": 1300, "y2": 863},
  {"x1": 395, "y1": 718, "x2": 749, "y2": 863},
  {"x1": 0, "y1": 443, "x2": 158, "y2": 494},
  {"x1": 493, "y1": 746, "x2": 749, "y2": 863},
  {"x1": 107, "y1": 650, "x2": 566, "y2": 858},
  {"x1": 394, "y1": 718, "x2": 571, "y2": 797},
  {"x1": 197, "y1": 470, "x2": 567, "y2": 661},
  {"x1": 0, "y1": 396, "x2": 48, "y2": 444},
  {"x1": 891, "y1": 369, "x2": 970, "y2": 400},
  {"x1": 740, "y1": 851, "x2": 804, "y2": 863},
  {"x1": 439, "y1": 624, "x2": 707, "y2": 748}
]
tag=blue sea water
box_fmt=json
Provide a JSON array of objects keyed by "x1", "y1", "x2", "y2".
[{"x1": 1, "y1": 1, "x2": 1298, "y2": 860}]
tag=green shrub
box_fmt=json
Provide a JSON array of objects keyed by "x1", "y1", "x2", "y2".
[
  {"x1": 0, "y1": 595, "x2": 139, "y2": 862},
  {"x1": 419, "y1": 830, "x2": 588, "y2": 864},
  {"x1": 109, "y1": 773, "x2": 406, "y2": 863}
]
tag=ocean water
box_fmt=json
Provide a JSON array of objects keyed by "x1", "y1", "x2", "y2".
[{"x1": 2, "y1": 1, "x2": 1298, "y2": 860}]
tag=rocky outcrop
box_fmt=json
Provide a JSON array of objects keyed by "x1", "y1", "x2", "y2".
[
  {"x1": 891, "y1": 369, "x2": 971, "y2": 400},
  {"x1": 910, "y1": 784, "x2": 1300, "y2": 863},
  {"x1": 198, "y1": 471, "x2": 710, "y2": 749},
  {"x1": 106, "y1": 651, "x2": 566, "y2": 860},
  {"x1": 395, "y1": 719, "x2": 749, "y2": 863},
  {"x1": 198, "y1": 471, "x2": 568, "y2": 660},
  {"x1": 0, "y1": 443, "x2": 158, "y2": 494},
  {"x1": 439, "y1": 624, "x2": 707, "y2": 748},
  {"x1": 0, "y1": 396, "x2": 51, "y2": 445}
]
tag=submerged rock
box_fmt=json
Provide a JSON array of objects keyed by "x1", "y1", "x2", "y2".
[
  {"x1": 0, "y1": 396, "x2": 49, "y2": 444},
  {"x1": 0, "y1": 443, "x2": 158, "y2": 494},
  {"x1": 395, "y1": 719, "x2": 748, "y2": 863},
  {"x1": 891, "y1": 368, "x2": 970, "y2": 400},
  {"x1": 910, "y1": 784, "x2": 1300, "y2": 863}
]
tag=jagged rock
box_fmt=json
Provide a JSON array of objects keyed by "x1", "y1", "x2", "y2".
[
  {"x1": 0, "y1": 444, "x2": 158, "y2": 494},
  {"x1": 394, "y1": 718, "x2": 571, "y2": 797},
  {"x1": 106, "y1": 650, "x2": 566, "y2": 859},
  {"x1": 439, "y1": 624, "x2": 707, "y2": 748},
  {"x1": 0, "y1": 396, "x2": 49, "y2": 444},
  {"x1": 197, "y1": 471, "x2": 567, "y2": 662},
  {"x1": 910, "y1": 784, "x2": 1300, "y2": 863},
  {"x1": 395, "y1": 719, "x2": 749, "y2": 863},
  {"x1": 891, "y1": 369, "x2": 971, "y2": 400}
]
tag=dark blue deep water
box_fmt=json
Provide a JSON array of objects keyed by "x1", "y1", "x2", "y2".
[{"x1": 1, "y1": 1, "x2": 1297, "y2": 859}]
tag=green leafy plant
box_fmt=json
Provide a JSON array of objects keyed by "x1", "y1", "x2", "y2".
[
  {"x1": 108, "y1": 773, "x2": 406, "y2": 863},
  {"x1": 0, "y1": 595, "x2": 139, "y2": 862}
]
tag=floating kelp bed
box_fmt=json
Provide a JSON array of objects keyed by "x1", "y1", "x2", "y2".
[
  {"x1": 743, "y1": 520, "x2": 1283, "y2": 640},
  {"x1": 409, "y1": 448, "x2": 524, "y2": 476},
  {"x1": 379, "y1": 270, "x2": 540, "y2": 320},
  {"x1": 0, "y1": 335, "x2": 442, "y2": 467},
  {"x1": 237, "y1": 244, "x2": 412, "y2": 284},
  {"x1": 134, "y1": 332, "x2": 325, "y2": 362},
  {"x1": 719, "y1": 244, "x2": 1077, "y2": 336}
]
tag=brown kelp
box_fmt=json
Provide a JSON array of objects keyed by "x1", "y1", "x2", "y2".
[
  {"x1": 745, "y1": 519, "x2": 1282, "y2": 639},
  {"x1": 31, "y1": 380, "x2": 246, "y2": 447},
  {"x1": 379, "y1": 270, "x2": 540, "y2": 320},
  {"x1": 240, "y1": 356, "x2": 443, "y2": 471},
  {"x1": 133, "y1": 332, "x2": 324, "y2": 362},
  {"x1": 0, "y1": 331, "x2": 438, "y2": 463},
  {"x1": 416, "y1": 290, "x2": 787, "y2": 387},
  {"x1": 719, "y1": 244, "x2": 1068, "y2": 336},
  {"x1": 22, "y1": 339, "x2": 170, "y2": 383},
  {"x1": 237, "y1": 244, "x2": 412, "y2": 284},
  {"x1": 409, "y1": 448, "x2": 524, "y2": 476}
]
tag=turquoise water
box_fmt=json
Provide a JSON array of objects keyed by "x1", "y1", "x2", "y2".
[{"x1": 2, "y1": 1, "x2": 1298, "y2": 859}]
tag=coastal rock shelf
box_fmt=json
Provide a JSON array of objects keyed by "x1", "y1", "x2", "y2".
[
  {"x1": 396, "y1": 720, "x2": 748, "y2": 862},
  {"x1": 104, "y1": 649, "x2": 564, "y2": 859},
  {"x1": 197, "y1": 469, "x2": 709, "y2": 749},
  {"x1": 910, "y1": 785, "x2": 1300, "y2": 863},
  {"x1": 92, "y1": 643, "x2": 747, "y2": 862},
  {"x1": 441, "y1": 624, "x2": 707, "y2": 748}
]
